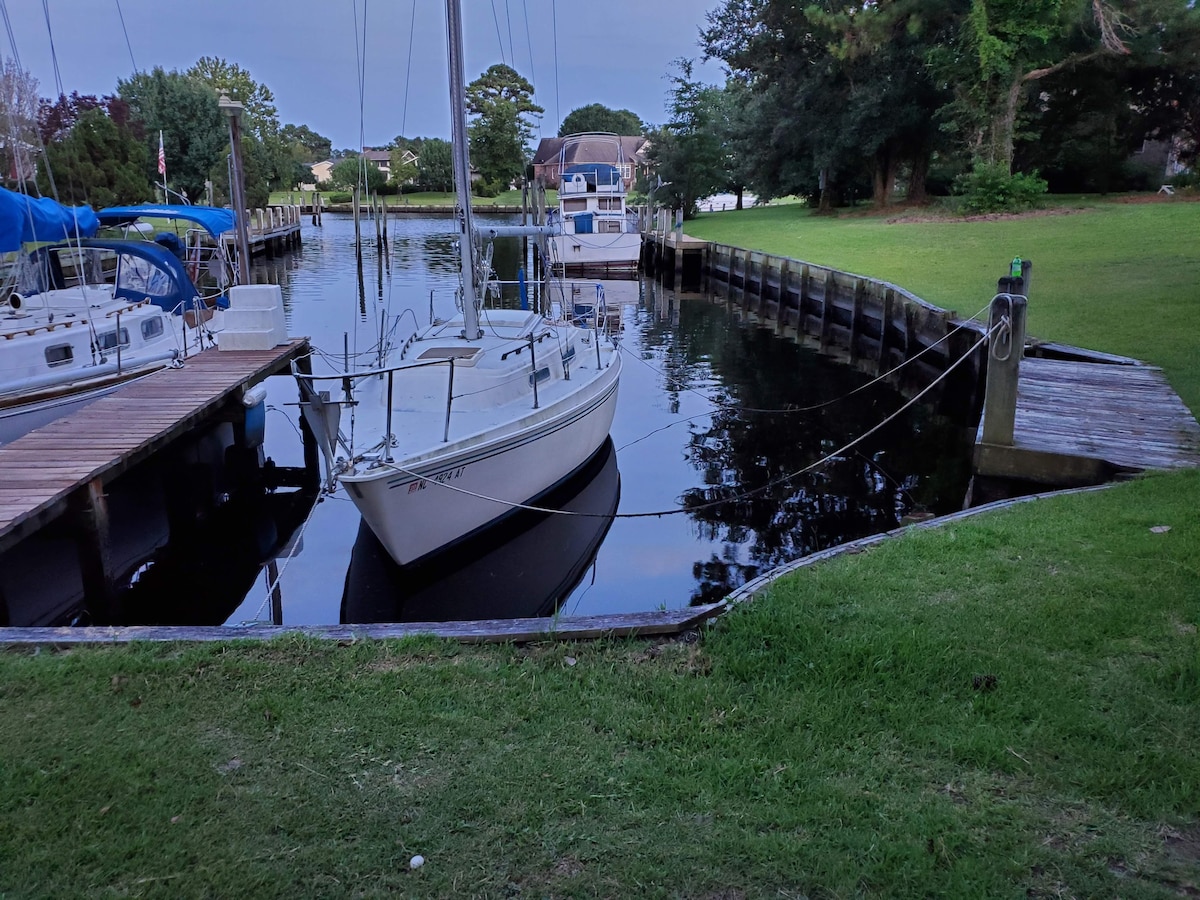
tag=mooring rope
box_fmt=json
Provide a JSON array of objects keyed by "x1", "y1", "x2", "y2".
[
  {"x1": 360, "y1": 321, "x2": 999, "y2": 521},
  {"x1": 251, "y1": 493, "x2": 326, "y2": 624},
  {"x1": 620, "y1": 299, "x2": 993, "y2": 419}
]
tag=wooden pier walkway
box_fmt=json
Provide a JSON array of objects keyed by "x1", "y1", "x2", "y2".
[
  {"x1": 975, "y1": 356, "x2": 1200, "y2": 484},
  {"x1": 0, "y1": 339, "x2": 308, "y2": 555}
]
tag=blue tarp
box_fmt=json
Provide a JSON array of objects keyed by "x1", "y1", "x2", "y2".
[
  {"x1": 96, "y1": 204, "x2": 236, "y2": 238},
  {"x1": 0, "y1": 187, "x2": 99, "y2": 253},
  {"x1": 562, "y1": 163, "x2": 623, "y2": 189},
  {"x1": 573, "y1": 212, "x2": 594, "y2": 234}
]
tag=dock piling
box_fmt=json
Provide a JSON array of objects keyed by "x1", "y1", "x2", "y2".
[{"x1": 980, "y1": 263, "x2": 1030, "y2": 447}]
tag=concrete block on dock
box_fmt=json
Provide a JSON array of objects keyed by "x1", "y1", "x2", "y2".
[{"x1": 218, "y1": 284, "x2": 288, "y2": 351}]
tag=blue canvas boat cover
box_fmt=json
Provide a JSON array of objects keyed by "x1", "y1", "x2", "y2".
[
  {"x1": 562, "y1": 163, "x2": 623, "y2": 189},
  {"x1": 0, "y1": 187, "x2": 99, "y2": 252},
  {"x1": 27, "y1": 238, "x2": 202, "y2": 314},
  {"x1": 96, "y1": 204, "x2": 236, "y2": 238}
]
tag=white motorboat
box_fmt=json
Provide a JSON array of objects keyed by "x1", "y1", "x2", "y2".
[
  {"x1": 297, "y1": 0, "x2": 622, "y2": 567},
  {"x1": 546, "y1": 133, "x2": 642, "y2": 275}
]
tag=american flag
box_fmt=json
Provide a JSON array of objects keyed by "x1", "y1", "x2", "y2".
[{"x1": 157, "y1": 132, "x2": 166, "y2": 176}]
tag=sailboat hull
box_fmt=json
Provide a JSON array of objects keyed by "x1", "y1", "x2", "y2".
[{"x1": 341, "y1": 356, "x2": 621, "y2": 566}]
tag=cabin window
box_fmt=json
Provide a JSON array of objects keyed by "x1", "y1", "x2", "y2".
[
  {"x1": 597, "y1": 197, "x2": 623, "y2": 211},
  {"x1": 97, "y1": 327, "x2": 131, "y2": 351},
  {"x1": 598, "y1": 220, "x2": 622, "y2": 234},
  {"x1": 141, "y1": 317, "x2": 165, "y2": 340},
  {"x1": 562, "y1": 198, "x2": 588, "y2": 212},
  {"x1": 529, "y1": 366, "x2": 551, "y2": 386},
  {"x1": 45, "y1": 344, "x2": 74, "y2": 367}
]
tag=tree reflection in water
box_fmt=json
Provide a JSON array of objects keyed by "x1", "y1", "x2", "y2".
[{"x1": 636, "y1": 291, "x2": 974, "y2": 605}]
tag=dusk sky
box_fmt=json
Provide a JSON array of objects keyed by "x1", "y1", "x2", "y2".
[{"x1": 6, "y1": 0, "x2": 729, "y2": 150}]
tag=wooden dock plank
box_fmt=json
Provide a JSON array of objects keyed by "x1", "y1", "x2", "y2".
[
  {"x1": 0, "y1": 339, "x2": 308, "y2": 552},
  {"x1": 978, "y1": 356, "x2": 1200, "y2": 481}
]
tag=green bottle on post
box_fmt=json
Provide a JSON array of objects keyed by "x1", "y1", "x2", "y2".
[{"x1": 1010, "y1": 256, "x2": 1023, "y2": 278}]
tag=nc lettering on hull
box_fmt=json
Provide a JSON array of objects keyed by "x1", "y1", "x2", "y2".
[{"x1": 407, "y1": 465, "x2": 467, "y2": 493}]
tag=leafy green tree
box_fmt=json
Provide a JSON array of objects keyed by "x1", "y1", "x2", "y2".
[
  {"x1": 702, "y1": 0, "x2": 948, "y2": 208},
  {"x1": 558, "y1": 104, "x2": 644, "y2": 136},
  {"x1": 280, "y1": 124, "x2": 332, "y2": 163},
  {"x1": 927, "y1": 0, "x2": 1136, "y2": 173},
  {"x1": 37, "y1": 107, "x2": 151, "y2": 207},
  {"x1": 330, "y1": 157, "x2": 386, "y2": 192},
  {"x1": 186, "y1": 56, "x2": 280, "y2": 141},
  {"x1": 206, "y1": 135, "x2": 272, "y2": 209},
  {"x1": 647, "y1": 61, "x2": 745, "y2": 217},
  {"x1": 465, "y1": 64, "x2": 543, "y2": 186},
  {"x1": 417, "y1": 138, "x2": 453, "y2": 191},
  {"x1": 388, "y1": 148, "x2": 418, "y2": 187},
  {"x1": 117, "y1": 67, "x2": 225, "y2": 203},
  {"x1": 389, "y1": 135, "x2": 425, "y2": 154}
]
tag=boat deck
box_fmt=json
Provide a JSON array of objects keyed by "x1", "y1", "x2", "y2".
[
  {"x1": 0, "y1": 339, "x2": 309, "y2": 554},
  {"x1": 975, "y1": 357, "x2": 1200, "y2": 483}
]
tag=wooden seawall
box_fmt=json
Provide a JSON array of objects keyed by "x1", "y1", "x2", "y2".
[
  {"x1": 643, "y1": 231, "x2": 1200, "y2": 496},
  {"x1": 699, "y1": 241, "x2": 991, "y2": 421}
]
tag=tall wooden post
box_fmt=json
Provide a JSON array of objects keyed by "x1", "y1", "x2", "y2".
[
  {"x1": 219, "y1": 94, "x2": 253, "y2": 283},
  {"x1": 980, "y1": 261, "x2": 1031, "y2": 447},
  {"x1": 293, "y1": 348, "x2": 321, "y2": 488},
  {"x1": 372, "y1": 194, "x2": 380, "y2": 248}
]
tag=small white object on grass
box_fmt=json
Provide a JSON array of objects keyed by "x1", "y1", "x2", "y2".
[{"x1": 410, "y1": 855, "x2": 425, "y2": 870}]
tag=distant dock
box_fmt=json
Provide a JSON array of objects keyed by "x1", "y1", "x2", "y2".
[{"x1": 223, "y1": 205, "x2": 304, "y2": 258}]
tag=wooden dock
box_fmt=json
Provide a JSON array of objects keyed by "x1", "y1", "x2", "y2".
[
  {"x1": 221, "y1": 205, "x2": 305, "y2": 258},
  {"x1": 975, "y1": 356, "x2": 1200, "y2": 484},
  {"x1": 0, "y1": 339, "x2": 309, "y2": 556}
]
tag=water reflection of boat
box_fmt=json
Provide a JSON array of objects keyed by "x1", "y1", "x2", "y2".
[{"x1": 340, "y1": 437, "x2": 620, "y2": 623}]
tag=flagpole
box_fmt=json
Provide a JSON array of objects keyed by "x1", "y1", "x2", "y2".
[{"x1": 158, "y1": 130, "x2": 168, "y2": 201}]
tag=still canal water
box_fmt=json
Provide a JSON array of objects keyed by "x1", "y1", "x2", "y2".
[
  {"x1": 7, "y1": 212, "x2": 975, "y2": 628},
  {"x1": 209, "y1": 212, "x2": 974, "y2": 625}
]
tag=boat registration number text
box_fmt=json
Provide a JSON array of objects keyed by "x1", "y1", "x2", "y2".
[{"x1": 408, "y1": 465, "x2": 467, "y2": 493}]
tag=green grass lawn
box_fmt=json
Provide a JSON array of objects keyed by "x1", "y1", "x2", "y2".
[
  {"x1": 2, "y1": 472, "x2": 1198, "y2": 897},
  {"x1": 685, "y1": 196, "x2": 1200, "y2": 412},
  {"x1": 2, "y1": 194, "x2": 1198, "y2": 898}
]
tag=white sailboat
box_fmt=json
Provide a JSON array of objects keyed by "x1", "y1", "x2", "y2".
[{"x1": 297, "y1": 0, "x2": 622, "y2": 567}]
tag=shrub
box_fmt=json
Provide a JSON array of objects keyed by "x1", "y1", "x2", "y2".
[
  {"x1": 471, "y1": 179, "x2": 503, "y2": 198},
  {"x1": 325, "y1": 191, "x2": 353, "y2": 203},
  {"x1": 954, "y1": 162, "x2": 1048, "y2": 214},
  {"x1": 1169, "y1": 170, "x2": 1199, "y2": 191}
]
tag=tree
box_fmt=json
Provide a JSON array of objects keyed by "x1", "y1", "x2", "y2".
[
  {"x1": 702, "y1": 0, "x2": 949, "y2": 209},
  {"x1": 417, "y1": 138, "x2": 453, "y2": 191},
  {"x1": 117, "y1": 67, "x2": 226, "y2": 203},
  {"x1": 0, "y1": 58, "x2": 40, "y2": 188},
  {"x1": 558, "y1": 104, "x2": 644, "y2": 137},
  {"x1": 927, "y1": 0, "x2": 1136, "y2": 173},
  {"x1": 37, "y1": 92, "x2": 105, "y2": 143},
  {"x1": 465, "y1": 64, "x2": 542, "y2": 187},
  {"x1": 330, "y1": 157, "x2": 386, "y2": 192},
  {"x1": 37, "y1": 107, "x2": 151, "y2": 207},
  {"x1": 646, "y1": 61, "x2": 739, "y2": 217},
  {"x1": 388, "y1": 147, "x2": 418, "y2": 187},
  {"x1": 186, "y1": 56, "x2": 280, "y2": 141},
  {"x1": 207, "y1": 134, "x2": 272, "y2": 209},
  {"x1": 280, "y1": 124, "x2": 332, "y2": 163}
]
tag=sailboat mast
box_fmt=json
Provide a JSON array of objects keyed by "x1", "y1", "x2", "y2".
[{"x1": 445, "y1": 0, "x2": 481, "y2": 340}]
